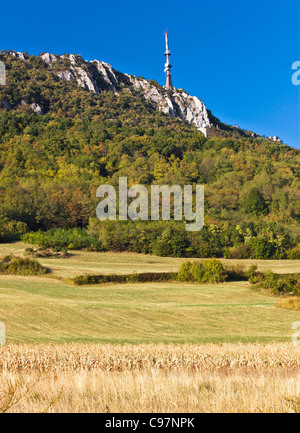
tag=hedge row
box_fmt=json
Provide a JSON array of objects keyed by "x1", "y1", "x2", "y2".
[
  {"x1": 249, "y1": 266, "x2": 300, "y2": 296},
  {"x1": 72, "y1": 260, "x2": 300, "y2": 296},
  {"x1": 73, "y1": 272, "x2": 177, "y2": 285}
]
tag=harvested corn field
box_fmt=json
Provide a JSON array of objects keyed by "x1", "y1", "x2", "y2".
[{"x1": 0, "y1": 343, "x2": 299, "y2": 413}]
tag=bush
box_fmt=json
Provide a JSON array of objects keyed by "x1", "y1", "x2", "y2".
[
  {"x1": 251, "y1": 238, "x2": 274, "y2": 259},
  {"x1": 0, "y1": 255, "x2": 47, "y2": 275},
  {"x1": 224, "y1": 264, "x2": 247, "y2": 281},
  {"x1": 177, "y1": 261, "x2": 193, "y2": 281},
  {"x1": 227, "y1": 244, "x2": 253, "y2": 259},
  {"x1": 73, "y1": 272, "x2": 177, "y2": 286},
  {"x1": 24, "y1": 247, "x2": 35, "y2": 256},
  {"x1": 177, "y1": 259, "x2": 228, "y2": 283},
  {"x1": 0, "y1": 219, "x2": 28, "y2": 242},
  {"x1": 248, "y1": 270, "x2": 300, "y2": 296},
  {"x1": 22, "y1": 228, "x2": 102, "y2": 251},
  {"x1": 287, "y1": 245, "x2": 300, "y2": 259},
  {"x1": 246, "y1": 264, "x2": 259, "y2": 283},
  {"x1": 152, "y1": 227, "x2": 188, "y2": 257}
]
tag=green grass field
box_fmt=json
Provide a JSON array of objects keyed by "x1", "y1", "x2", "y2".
[{"x1": 0, "y1": 242, "x2": 299, "y2": 345}]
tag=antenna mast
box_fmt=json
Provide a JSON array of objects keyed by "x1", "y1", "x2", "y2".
[{"x1": 164, "y1": 31, "x2": 173, "y2": 90}]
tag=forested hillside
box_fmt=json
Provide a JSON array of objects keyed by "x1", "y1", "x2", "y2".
[{"x1": 0, "y1": 51, "x2": 299, "y2": 259}]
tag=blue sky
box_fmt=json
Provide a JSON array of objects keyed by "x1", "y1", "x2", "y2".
[{"x1": 1, "y1": 0, "x2": 299, "y2": 148}]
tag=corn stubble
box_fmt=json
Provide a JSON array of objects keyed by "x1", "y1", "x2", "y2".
[{"x1": 0, "y1": 343, "x2": 299, "y2": 413}]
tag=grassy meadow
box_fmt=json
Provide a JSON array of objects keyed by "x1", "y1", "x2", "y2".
[
  {"x1": 0, "y1": 242, "x2": 299, "y2": 343},
  {"x1": 0, "y1": 242, "x2": 299, "y2": 412},
  {"x1": 1, "y1": 275, "x2": 300, "y2": 344}
]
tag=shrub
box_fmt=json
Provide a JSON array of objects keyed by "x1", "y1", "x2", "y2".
[
  {"x1": 248, "y1": 270, "x2": 300, "y2": 296},
  {"x1": 24, "y1": 247, "x2": 35, "y2": 256},
  {"x1": 0, "y1": 219, "x2": 28, "y2": 242},
  {"x1": 152, "y1": 227, "x2": 188, "y2": 257},
  {"x1": 73, "y1": 272, "x2": 177, "y2": 286},
  {"x1": 246, "y1": 264, "x2": 259, "y2": 283},
  {"x1": 177, "y1": 261, "x2": 193, "y2": 281},
  {"x1": 224, "y1": 264, "x2": 247, "y2": 281},
  {"x1": 227, "y1": 244, "x2": 253, "y2": 259},
  {"x1": 24, "y1": 247, "x2": 70, "y2": 258},
  {"x1": 0, "y1": 255, "x2": 47, "y2": 275},
  {"x1": 287, "y1": 245, "x2": 300, "y2": 259},
  {"x1": 177, "y1": 259, "x2": 228, "y2": 283},
  {"x1": 251, "y1": 238, "x2": 274, "y2": 259},
  {"x1": 22, "y1": 228, "x2": 102, "y2": 251}
]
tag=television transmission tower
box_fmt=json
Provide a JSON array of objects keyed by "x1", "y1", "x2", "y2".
[{"x1": 164, "y1": 31, "x2": 173, "y2": 90}]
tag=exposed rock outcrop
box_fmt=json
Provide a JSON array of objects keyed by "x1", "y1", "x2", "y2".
[
  {"x1": 0, "y1": 50, "x2": 217, "y2": 132},
  {"x1": 38, "y1": 52, "x2": 212, "y2": 131},
  {"x1": 125, "y1": 75, "x2": 211, "y2": 130},
  {"x1": 6, "y1": 51, "x2": 26, "y2": 61},
  {"x1": 40, "y1": 53, "x2": 57, "y2": 64},
  {"x1": 30, "y1": 102, "x2": 44, "y2": 115}
]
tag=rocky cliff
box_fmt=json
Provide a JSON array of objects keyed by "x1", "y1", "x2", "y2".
[
  {"x1": 1, "y1": 50, "x2": 270, "y2": 141},
  {"x1": 39, "y1": 52, "x2": 212, "y2": 134}
]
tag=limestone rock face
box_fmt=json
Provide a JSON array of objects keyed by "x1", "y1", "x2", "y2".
[
  {"x1": 75, "y1": 67, "x2": 99, "y2": 93},
  {"x1": 1, "y1": 50, "x2": 283, "y2": 140},
  {"x1": 124, "y1": 75, "x2": 211, "y2": 130},
  {"x1": 37, "y1": 52, "x2": 212, "y2": 131},
  {"x1": 56, "y1": 70, "x2": 75, "y2": 82},
  {"x1": 6, "y1": 51, "x2": 26, "y2": 61},
  {"x1": 40, "y1": 53, "x2": 57, "y2": 64},
  {"x1": 126, "y1": 75, "x2": 175, "y2": 115},
  {"x1": 30, "y1": 103, "x2": 44, "y2": 115},
  {"x1": 1, "y1": 50, "x2": 213, "y2": 129},
  {"x1": 173, "y1": 92, "x2": 211, "y2": 129},
  {"x1": 2, "y1": 50, "x2": 213, "y2": 130},
  {"x1": 92, "y1": 61, "x2": 120, "y2": 92}
]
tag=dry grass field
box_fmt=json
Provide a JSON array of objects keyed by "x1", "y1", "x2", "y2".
[{"x1": 0, "y1": 343, "x2": 299, "y2": 413}]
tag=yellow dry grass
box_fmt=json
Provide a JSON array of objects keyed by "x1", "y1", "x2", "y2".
[
  {"x1": 0, "y1": 343, "x2": 299, "y2": 413},
  {"x1": 1, "y1": 343, "x2": 299, "y2": 372},
  {"x1": 275, "y1": 297, "x2": 300, "y2": 311}
]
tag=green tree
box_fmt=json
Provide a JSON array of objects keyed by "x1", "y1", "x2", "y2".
[{"x1": 245, "y1": 188, "x2": 268, "y2": 216}]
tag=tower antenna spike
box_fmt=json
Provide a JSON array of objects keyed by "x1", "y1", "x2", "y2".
[{"x1": 164, "y1": 31, "x2": 173, "y2": 90}]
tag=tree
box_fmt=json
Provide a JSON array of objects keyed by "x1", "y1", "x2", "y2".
[{"x1": 245, "y1": 188, "x2": 268, "y2": 216}]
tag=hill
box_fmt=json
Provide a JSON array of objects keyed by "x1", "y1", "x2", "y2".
[{"x1": 0, "y1": 50, "x2": 299, "y2": 259}]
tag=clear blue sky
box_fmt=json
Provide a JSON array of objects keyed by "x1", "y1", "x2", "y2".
[{"x1": 1, "y1": 0, "x2": 300, "y2": 148}]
